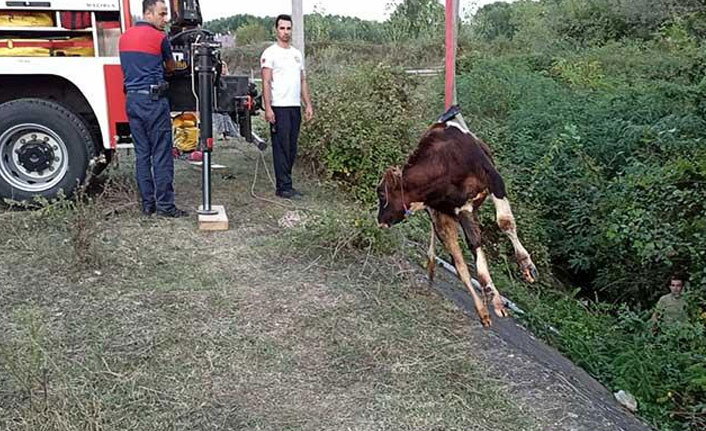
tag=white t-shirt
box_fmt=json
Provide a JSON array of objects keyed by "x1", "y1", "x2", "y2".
[{"x1": 260, "y1": 43, "x2": 305, "y2": 107}]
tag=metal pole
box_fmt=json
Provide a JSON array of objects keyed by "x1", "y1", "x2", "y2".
[
  {"x1": 292, "y1": 0, "x2": 305, "y2": 55},
  {"x1": 445, "y1": 0, "x2": 458, "y2": 110},
  {"x1": 195, "y1": 40, "x2": 218, "y2": 215}
]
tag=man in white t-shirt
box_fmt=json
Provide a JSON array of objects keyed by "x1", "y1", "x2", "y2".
[{"x1": 261, "y1": 14, "x2": 314, "y2": 199}]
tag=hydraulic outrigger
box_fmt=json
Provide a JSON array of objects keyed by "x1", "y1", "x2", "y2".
[{"x1": 168, "y1": 0, "x2": 262, "y2": 227}]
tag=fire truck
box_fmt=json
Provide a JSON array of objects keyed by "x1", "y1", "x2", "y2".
[{"x1": 0, "y1": 0, "x2": 257, "y2": 203}]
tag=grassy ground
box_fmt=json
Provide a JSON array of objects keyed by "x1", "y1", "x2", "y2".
[{"x1": 0, "y1": 141, "x2": 540, "y2": 430}]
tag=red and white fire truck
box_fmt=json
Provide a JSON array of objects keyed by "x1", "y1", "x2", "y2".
[{"x1": 0, "y1": 0, "x2": 256, "y2": 202}]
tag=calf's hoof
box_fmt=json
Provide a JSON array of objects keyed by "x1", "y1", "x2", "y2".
[
  {"x1": 478, "y1": 306, "x2": 492, "y2": 327},
  {"x1": 519, "y1": 259, "x2": 539, "y2": 284},
  {"x1": 492, "y1": 297, "x2": 509, "y2": 318}
]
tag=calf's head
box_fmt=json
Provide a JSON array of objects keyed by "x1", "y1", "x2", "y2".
[{"x1": 376, "y1": 167, "x2": 407, "y2": 228}]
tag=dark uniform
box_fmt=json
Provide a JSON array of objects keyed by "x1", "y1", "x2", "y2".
[
  {"x1": 270, "y1": 108, "x2": 301, "y2": 194},
  {"x1": 119, "y1": 22, "x2": 176, "y2": 215}
]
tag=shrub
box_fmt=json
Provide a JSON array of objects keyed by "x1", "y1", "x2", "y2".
[
  {"x1": 299, "y1": 65, "x2": 433, "y2": 202},
  {"x1": 502, "y1": 277, "x2": 706, "y2": 431},
  {"x1": 453, "y1": 26, "x2": 706, "y2": 431},
  {"x1": 456, "y1": 42, "x2": 706, "y2": 307}
]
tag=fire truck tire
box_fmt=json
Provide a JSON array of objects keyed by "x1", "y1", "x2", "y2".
[{"x1": 0, "y1": 98, "x2": 95, "y2": 202}]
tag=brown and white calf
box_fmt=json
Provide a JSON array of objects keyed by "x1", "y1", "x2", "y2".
[{"x1": 376, "y1": 118, "x2": 538, "y2": 327}]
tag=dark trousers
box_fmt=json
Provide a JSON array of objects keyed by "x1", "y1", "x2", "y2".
[
  {"x1": 126, "y1": 94, "x2": 175, "y2": 213},
  {"x1": 271, "y1": 106, "x2": 301, "y2": 193}
]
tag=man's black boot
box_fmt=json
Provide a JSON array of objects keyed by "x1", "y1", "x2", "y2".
[
  {"x1": 276, "y1": 190, "x2": 301, "y2": 200},
  {"x1": 157, "y1": 207, "x2": 190, "y2": 218}
]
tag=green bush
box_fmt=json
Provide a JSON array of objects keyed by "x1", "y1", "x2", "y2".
[
  {"x1": 299, "y1": 65, "x2": 434, "y2": 202},
  {"x1": 471, "y1": 0, "x2": 706, "y2": 47},
  {"x1": 502, "y1": 277, "x2": 706, "y2": 431},
  {"x1": 454, "y1": 16, "x2": 706, "y2": 430},
  {"x1": 307, "y1": 40, "x2": 444, "y2": 71},
  {"x1": 456, "y1": 42, "x2": 706, "y2": 307}
]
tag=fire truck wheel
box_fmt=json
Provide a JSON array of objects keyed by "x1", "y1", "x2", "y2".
[{"x1": 0, "y1": 98, "x2": 95, "y2": 202}]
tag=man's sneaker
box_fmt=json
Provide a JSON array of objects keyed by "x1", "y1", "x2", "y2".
[
  {"x1": 276, "y1": 190, "x2": 301, "y2": 200},
  {"x1": 142, "y1": 207, "x2": 156, "y2": 217},
  {"x1": 157, "y1": 207, "x2": 190, "y2": 218}
]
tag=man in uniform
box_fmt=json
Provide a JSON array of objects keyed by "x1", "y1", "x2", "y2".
[
  {"x1": 261, "y1": 14, "x2": 314, "y2": 199},
  {"x1": 119, "y1": 0, "x2": 188, "y2": 217}
]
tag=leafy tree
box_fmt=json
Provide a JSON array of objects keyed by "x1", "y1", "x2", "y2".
[
  {"x1": 205, "y1": 14, "x2": 273, "y2": 35},
  {"x1": 385, "y1": 0, "x2": 445, "y2": 41},
  {"x1": 472, "y1": 1, "x2": 518, "y2": 41},
  {"x1": 207, "y1": 13, "x2": 385, "y2": 44},
  {"x1": 304, "y1": 14, "x2": 386, "y2": 43},
  {"x1": 235, "y1": 21, "x2": 270, "y2": 45}
]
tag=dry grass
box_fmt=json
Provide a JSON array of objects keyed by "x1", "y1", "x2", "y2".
[{"x1": 0, "y1": 142, "x2": 539, "y2": 430}]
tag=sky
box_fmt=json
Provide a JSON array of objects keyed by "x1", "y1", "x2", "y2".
[{"x1": 130, "y1": 0, "x2": 509, "y2": 21}]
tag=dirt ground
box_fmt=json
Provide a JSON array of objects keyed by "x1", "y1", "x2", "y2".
[{"x1": 0, "y1": 140, "x2": 651, "y2": 430}]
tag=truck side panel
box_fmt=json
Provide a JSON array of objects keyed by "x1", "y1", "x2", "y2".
[
  {"x1": 104, "y1": 64, "x2": 128, "y2": 149},
  {"x1": 0, "y1": 57, "x2": 123, "y2": 150}
]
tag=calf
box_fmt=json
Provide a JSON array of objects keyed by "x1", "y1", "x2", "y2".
[{"x1": 377, "y1": 117, "x2": 538, "y2": 327}]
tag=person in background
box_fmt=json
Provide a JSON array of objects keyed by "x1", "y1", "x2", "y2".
[
  {"x1": 651, "y1": 274, "x2": 688, "y2": 326},
  {"x1": 119, "y1": 0, "x2": 188, "y2": 217},
  {"x1": 260, "y1": 14, "x2": 314, "y2": 200}
]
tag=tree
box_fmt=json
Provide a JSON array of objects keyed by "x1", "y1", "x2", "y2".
[
  {"x1": 205, "y1": 14, "x2": 273, "y2": 35},
  {"x1": 235, "y1": 21, "x2": 270, "y2": 45},
  {"x1": 304, "y1": 13, "x2": 387, "y2": 43},
  {"x1": 385, "y1": 0, "x2": 445, "y2": 41},
  {"x1": 472, "y1": 1, "x2": 518, "y2": 41}
]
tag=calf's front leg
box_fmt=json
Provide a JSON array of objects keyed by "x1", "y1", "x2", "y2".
[{"x1": 431, "y1": 210, "x2": 492, "y2": 327}]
